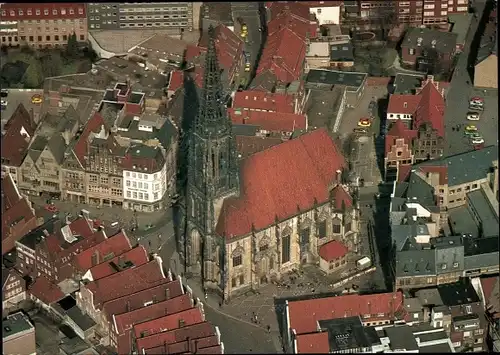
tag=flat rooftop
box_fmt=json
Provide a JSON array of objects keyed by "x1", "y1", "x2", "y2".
[
  {"x1": 306, "y1": 69, "x2": 367, "y2": 91},
  {"x1": 467, "y1": 188, "x2": 499, "y2": 237},
  {"x1": 3, "y1": 312, "x2": 34, "y2": 340}
]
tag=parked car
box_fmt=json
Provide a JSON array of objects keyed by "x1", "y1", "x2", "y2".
[
  {"x1": 358, "y1": 118, "x2": 371, "y2": 127},
  {"x1": 469, "y1": 104, "x2": 484, "y2": 111},
  {"x1": 469, "y1": 96, "x2": 484, "y2": 106},
  {"x1": 471, "y1": 137, "x2": 485, "y2": 144},
  {"x1": 44, "y1": 204, "x2": 58, "y2": 213},
  {"x1": 466, "y1": 112, "x2": 480, "y2": 121},
  {"x1": 353, "y1": 128, "x2": 368, "y2": 134},
  {"x1": 0, "y1": 89, "x2": 8, "y2": 97}
]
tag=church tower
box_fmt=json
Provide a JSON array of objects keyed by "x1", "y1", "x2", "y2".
[{"x1": 182, "y1": 26, "x2": 239, "y2": 289}]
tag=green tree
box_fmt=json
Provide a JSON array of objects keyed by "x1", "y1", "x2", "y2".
[
  {"x1": 22, "y1": 58, "x2": 43, "y2": 88},
  {"x1": 41, "y1": 52, "x2": 63, "y2": 77},
  {"x1": 66, "y1": 32, "x2": 78, "y2": 58}
]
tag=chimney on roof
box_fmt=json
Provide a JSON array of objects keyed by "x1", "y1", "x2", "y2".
[
  {"x1": 179, "y1": 318, "x2": 185, "y2": 328},
  {"x1": 187, "y1": 337, "x2": 191, "y2": 353},
  {"x1": 336, "y1": 169, "x2": 342, "y2": 184},
  {"x1": 91, "y1": 251, "x2": 99, "y2": 267},
  {"x1": 43, "y1": 229, "x2": 50, "y2": 237},
  {"x1": 126, "y1": 300, "x2": 131, "y2": 312},
  {"x1": 166, "y1": 288, "x2": 170, "y2": 300},
  {"x1": 164, "y1": 341, "x2": 169, "y2": 355},
  {"x1": 368, "y1": 301, "x2": 372, "y2": 315}
]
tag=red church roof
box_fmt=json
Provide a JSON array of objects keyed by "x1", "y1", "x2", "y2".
[
  {"x1": 216, "y1": 128, "x2": 347, "y2": 238},
  {"x1": 319, "y1": 240, "x2": 348, "y2": 261},
  {"x1": 384, "y1": 119, "x2": 417, "y2": 154}
]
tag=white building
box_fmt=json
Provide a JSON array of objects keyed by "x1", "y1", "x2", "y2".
[
  {"x1": 307, "y1": 2, "x2": 341, "y2": 25},
  {"x1": 122, "y1": 144, "x2": 168, "y2": 212}
]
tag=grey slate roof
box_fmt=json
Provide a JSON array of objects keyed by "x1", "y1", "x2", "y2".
[
  {"x1": 385, "y1": 326, "x2": 418, "y2": 352},
  {"x1": 330, "y1": 42, "x2": 354, "y2": 62},
  {"x1": 393, "y1": 73, "x2": 424, "y2": 95},
  {"x1": 249, "y1": 70, "x2": 277, "y2": 92},
  {"x1": 406, "y1": 172, "x2": 437, "y2": 208},
  {"x1": 437, "y1": 279, "x2": 480, "y2": 306},
  {"x1": 396, "y1": 249, "x2": 436, "y2": 277},
  {"x1": 156, "y1": 117, "x2": 178, "y2": 150},
  {"x1": 18, "y1": 218, "x2": 59, "y2": 250},
  {"x1": 47, "y1": 134, "x2": 67, "y2": 164},
  {"x1": 28, "y1": 136, "x2": 48, "y2": 164},
  {"x1": 434, "y1": 243, "x2": 464, "y2": 275},
  {"x1": 416, "y1": 145, "x2": 498, "y2": 187},
  {"x1": 467, "y1": 189, "x2": 499, "y2": 237},
  {"x1": 402, "y1": 27, "x2": 458, "y2": 55},
  {"x1": 415, "y1": 288, "x2": 443, "y2": 306},
  {"x1": 463, "y1": 235, "x2": 499, "y2": 271},
  {"x1": 306, "y1": 69, "x2": 367, "y2": 92},
  {"x1": 232, "y1": 124, "x2": 259, "y2": 136},
  {"x1": 66, "y1": 306, "x2": 96, "y2": 331}
]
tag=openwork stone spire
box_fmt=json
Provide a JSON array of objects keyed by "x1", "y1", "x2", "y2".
[{"x1": 194, "y1": 25, "x2": 232, "y2": 136}]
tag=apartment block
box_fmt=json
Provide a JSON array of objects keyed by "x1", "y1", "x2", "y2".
[
  {"x1": 0, "y1": 3, "x2": 88, "y2": 48},
  {"x1": 3, "y1": 312, "x2": 36, "y2": 355},
  {"x1": 86, "y1": 2, "x2": 195, "y2": 31}
]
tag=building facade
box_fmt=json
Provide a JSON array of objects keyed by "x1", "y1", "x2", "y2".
[
  {"x1": 122, "y1": 144, "x2": 169, "y2": 212},
  {"x1": 0, "y1": 3, "x2": 88, "y2": 48},
  {"x1": 2, "y1": 269, "x2": 27, "y2": 312},
  {"x1": 86, "y1": 2, "x2": 195, "y2": 31},
  {"x1": 3, "y1": 312, "x2": 36, "y2": 355}
]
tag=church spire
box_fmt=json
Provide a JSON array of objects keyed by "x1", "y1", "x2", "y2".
[{"x1": 194, "y1": 25, "x2": 231, "y2": 136}]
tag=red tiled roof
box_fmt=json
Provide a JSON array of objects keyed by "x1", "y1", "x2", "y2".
[
  {"x1": 2, "y1": 197, "x2": 37, "y2": 254},
  {"x1": 144, "y1": 335, "x2": 221, "y2": 355},
  {"x1": 397, "y1": 165, "x2": 413, "y2": 182},
  {"x1": 189, "y1": 345, "x2": 224, "y2": 354},
  {"x1": 88, "y1": 245, "x2": 149, "y2": 281},
  {"x1": 1, "y1": 104, "x2": 37, "y2": 167},
  {"x1": 233, "y1": 91, "x2": 295, "y2": 113},
  {"x1": 29, "y1": 276, "x2": 65, "y2": 304},
  {"x1": 299, "y1": 1, "x2": 343, "y2": 7},
  {"x1": 387, "y1": 95, "x2": 421, "y2": 115},
  {"x1": 330, "y1": 184, "x2": 353, "y2": 210},
  {"x1": 114, "y1": 294, "x2": 193, "y2": 335},
  {"x1": 481, "y1": 276, "x2": 499, "y2": 318},
  {"x1": 198, "y1": 24, "x2": 244, "y2": 75},
  {"x1": 69, "y1": 216, "x2": 94, "y2": 238},
  {"x1": 235, "y1": 135, "x2": 283, "y2": 158},
  {"x1": 73, "y1": 112, "x2": 106, "y2": 167},
  {"x1": 185, "y1": 45, "x2": 203, "y2": 62},
  {"x1": 257, "y1": 27, "x2": 307, "y2": 83},
  {"x1": 1, "y1": 4, "x2": 86, "y2": 20},
  {"x1": 1, "y1": 173, "x2": 21, "y2": 211},
  {"x1": 168, "y1": 71, "x2": 184, "y2": 92},
  {"x1": 103, "y1": 279, "x2": 184, "y2": 322},
  {"x1": 417, "y1": 165, "x2": 448, "y2": 185},
  {"x1": 74, "y1": 230, "x2": 132, "y2": 272},
  {"x1": 269, "y1": 2, "x2": 311, "y2": 22},
  {"x1": 216, "y1": 128, "x2": 347, "y2": 238},
  {"x1": 287, "y1": 291, "x2": 404, "y2": 335},
  {"x1": 133, "y1": 307, "x2": 204, "y2": 338},
  {"x1": 228, "y1": 108, "x2": 307, "y2": 132},
  {"x1": 267, "y1": 13, "x2": 317, "y2": 40},
  {"x1": 387, "y1": 79, "x2": 445, "y2": 137},
  {"x1": 384, "y1": 120, "x2": 417, "y2": 154},
  {"x1": 319, "y1": 240, "x2": 348, "y2": 261},
  {"x1": 295, "y1": 332, "x2": 329, "y2": 353},
  {"x1": 135, "y1": 321, "x2": 216, "y2": 352},
  {"x1": 85, "y1": 259, "x2": 167, "y2": 308}
]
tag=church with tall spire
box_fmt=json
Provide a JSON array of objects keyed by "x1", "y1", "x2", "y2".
[
  {"x1": 180, "y1": 26, "x2": 240, "y2": 290},
  {"x1": 178, "y1": 26, "x2": 359, "y2": 302}
]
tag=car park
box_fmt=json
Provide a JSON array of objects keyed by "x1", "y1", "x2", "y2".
[{"x1": 466, "y1": 112, "x2": 480, "y2": 121}]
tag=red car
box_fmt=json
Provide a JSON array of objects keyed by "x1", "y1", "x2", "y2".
[{"x1": 44, "y1": 204, "x2": 58, "y2": 213}]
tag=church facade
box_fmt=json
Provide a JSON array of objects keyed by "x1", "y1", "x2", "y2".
[{"x1": 178, "y1": 27, "x2": 360, "y2": 301}]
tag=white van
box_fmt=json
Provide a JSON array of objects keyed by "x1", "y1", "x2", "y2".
[{"x1": 111, "y1": 222, "x2": 119, "y2": 227}]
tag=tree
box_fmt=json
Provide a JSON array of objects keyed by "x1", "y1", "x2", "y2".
[
  {"x1": 40, "y1": 52, "x2": 63, "y2": 78},
  {"x1": 66, "y1": 32, "x2": 78, "y2": 58},
  {"x1": 22, "y1": 57, "x2": 43, "y2": 88}
]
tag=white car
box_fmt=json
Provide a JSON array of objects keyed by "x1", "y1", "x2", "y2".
[
  {"x1": 0, "y1": 100, "x2": 7, "y2": 106},
  {"x1": 467, "y1": 112, "x2": 480, "y2": 121},
  {"x1": 471, "y1": 137, "x2": 485, "y2": 144}
]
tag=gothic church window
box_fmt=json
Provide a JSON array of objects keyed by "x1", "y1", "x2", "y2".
[
  {"x1": 318, "y1": 220, "x2": 327, "y2": 238},
  {"x1": 282, "y1": 235, "x2": 291, "y2": 263},
  {"x1": 300, "y1": 227, "x2": 310, "y2": 244}
]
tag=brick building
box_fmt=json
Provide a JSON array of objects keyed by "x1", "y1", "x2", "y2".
[
  {"x1": 1, "y1": 173, "x2": 38, "y2": 254},
  {"x1": 2, "y1": 312, "x2": 36, "y2": 355},
  {"x1": 0, "y1": 3, "x2": 88, "y2": 48}
]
